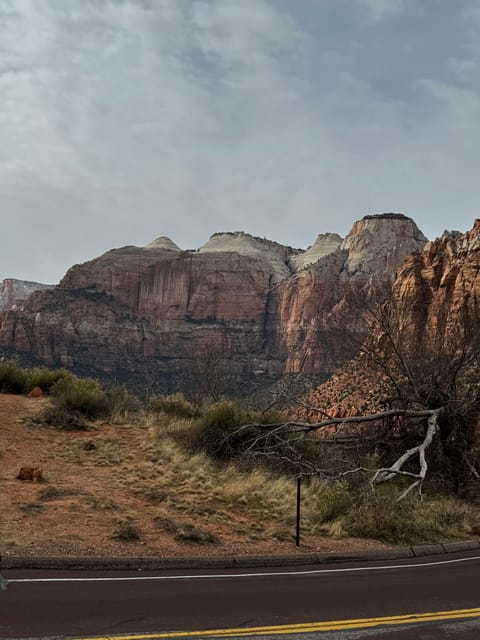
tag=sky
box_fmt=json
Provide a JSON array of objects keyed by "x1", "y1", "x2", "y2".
[{"x1": 1, "y1": 0, "x2": 480, "y2": 283}]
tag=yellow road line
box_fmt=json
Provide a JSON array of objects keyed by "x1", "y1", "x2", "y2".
[{"x1": 77, "y1": 607, "x2": 480, "y2": 639}]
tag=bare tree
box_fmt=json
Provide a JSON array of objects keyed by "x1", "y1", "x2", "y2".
[{"x1": 217, "y1": 295, "x2": 480, "y2": 499}]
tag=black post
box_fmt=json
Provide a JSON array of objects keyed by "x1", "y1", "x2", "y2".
[{"x1": 296, "y1": 476, "x2": 301, "y2": 547}]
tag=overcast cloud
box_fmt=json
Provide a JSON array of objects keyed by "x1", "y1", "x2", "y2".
[{"x1": 1, "y1": 0, "x2": 480, "y2": 283}]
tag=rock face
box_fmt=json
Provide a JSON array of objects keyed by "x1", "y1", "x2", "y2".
[
  {"x1": 390, "y1": 220, "x2": 480, "y2": 339},
  {"x1": 198, "y1": 231, "x2": 299, "y2": 284},
  {"x1": 0, "y1": 279, "x2": 54, "y2": 312},
  {"x1": 289, "y1": 233, "x2": 343, "y2": 271},
  {"x1": 270, "y1": 214, "x2": 427, "y2": 374},
  {"x1": 301, "y1": 220, "x2": 480, "y2": 419},
  {"x1": 0, "y1": 214, "x2": 428, "y2": 393}
]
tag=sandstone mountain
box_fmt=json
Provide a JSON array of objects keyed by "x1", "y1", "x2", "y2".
[
  {"x1": 0, "y1": 214, "x2": 427, "y2": 394},
  {"x1": 301, "y1": 220, "x2": 480, "y2": 419},
  {"x1": 0, "y1": 279, "x2": 54, "y2": 312}
]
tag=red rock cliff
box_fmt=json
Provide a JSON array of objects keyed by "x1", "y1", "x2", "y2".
[
  {"x1": 0, "y1": 215, "x2": 428, "y2": 393},
  {"x1": 301, "y1": 220, "x2": 480, "y2": 418}
]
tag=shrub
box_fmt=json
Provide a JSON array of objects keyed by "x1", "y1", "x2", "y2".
[
  {"x1": 307, "y1": 481, "x2": 353, "y2": 526},
  {"x1": 197, "y1": 403, "x2": 285, "y2": 457},
  {"x1": 50, "y1": 376, "x2": 109, "y2": 419},
  {"x1": 154, "y1": 516, "x2": 219, "y2": 544},
  {"x1": 0, "y1": 360, "x2": 27, "y2": 393},
  {"x1": 0, "y1": 360, "x2": 71, "y2": 394},
  {"x1": 37, "y1": 486, "x2": 79, "y2": 501},
  {"x1": 113, "y1": 519, "x2": 141, "y2": 541},
  {"x1": 23, "y1": 367, "x2": 69, "y2": 394},
  {"x1": 147, "y1": 393, "x2": 200, "y2": 419},
  {"x1": 20, "y1": 502, "x2": 45, "y2": 515},
  {"x1": 175, "y1": 523, "x2": 219, "y2": 544},
  {"x1": 344, "y1": 490, "x2": 478, "y2": 544},
  {"x1": 106, "y1": 385, "x2": 141, "y2": 422},
  {"x1": 193, "y1": 401, "x2": 246, "y2": 459},
  {"x1": 41, "y1": 404, "x2": 89, "y2": 430}
]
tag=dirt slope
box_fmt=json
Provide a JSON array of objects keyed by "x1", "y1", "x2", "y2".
[{"x1": 0, "y1": 393, "x2": 385, "y2": 558}]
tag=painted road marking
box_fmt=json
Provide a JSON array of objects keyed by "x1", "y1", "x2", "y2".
[
  {"x1": 74, "y1": 608, "x2": 480, "y2": 639},
  {"x1": 6, "y1": 553, "x2": 480, "y2": 584}
]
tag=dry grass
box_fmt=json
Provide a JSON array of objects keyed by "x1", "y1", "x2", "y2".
[{"x1": 2, "y1": 392, "x2": 477, "y2": 558}]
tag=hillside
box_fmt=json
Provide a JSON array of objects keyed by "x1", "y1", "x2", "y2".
[{"x1": 0, "y1": 393, "x2": 389, "y2": 558}]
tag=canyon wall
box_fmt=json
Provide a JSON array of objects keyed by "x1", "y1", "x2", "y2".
[
  {"x1": 302, "y1": 221, "x2": 480, "y2": 418},
  {"x1": 0, "y1": 214, "x2": 428, "y2": 394}
]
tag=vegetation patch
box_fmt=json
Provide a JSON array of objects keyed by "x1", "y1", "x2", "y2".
[
  {"x1": 112, "y1": 518, "x2": 142, "y2": 542},
  {"x1": 37, "y1": 486, "x2": 81, "y2": 501},
  {"x1": 50, "y1": 377, "x2": 109, "y2": 420},
  {"x1": 0, "y1": 360, "x2": 69, "y2": 394},
  {"x1": 20, "y1": 502, "x2": 45, "y2": 515},
  {"x1": 147, "y1": 393, "x2": 200, "y2": 419},
  {"x1": 154, "y1": 516, "x2": 219, "y2": 545}
]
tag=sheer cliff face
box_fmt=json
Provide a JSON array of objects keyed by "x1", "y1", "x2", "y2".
[
  {"x1": 271, "y1": 214, "x2": 427, "y2": 374},
  {"x1": 0, "y1": 214, "x2": 428, "y2": 392},
  {"x1": 391, "y1": 219, "x2": 480, "y2": 337}
]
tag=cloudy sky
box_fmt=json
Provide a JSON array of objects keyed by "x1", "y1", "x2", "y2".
[{"x1": 1, "y1": 0, "x2": 480, "y2": 283}]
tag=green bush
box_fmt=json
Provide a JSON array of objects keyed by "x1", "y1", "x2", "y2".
[
  {"x1": 147, "y1": 393, "x2": 200, "y2": 419},
  {"x1": 193, "y1": 401, "x2": 245, "y2": 459},
  {"x1": 24, "y1": 367, "x2": 69, "y2": 393},
  {"x1": 50, "y1": 376, "x2": 109, "y2": 420},
  {"x1": 0, "y1": 360, "x2": 71, "y2": 394},
  {"x1": 0, "y1": 360, "x2": 27, "y2": 393},
  {"x1": 192, "y1": 402, "x2": 284, "y2": 461}
]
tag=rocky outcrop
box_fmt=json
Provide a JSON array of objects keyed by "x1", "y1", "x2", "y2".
[
  {"x1": 144, "y1": 236, "x2": 181, "y2": 251},
  {"x1": 301, "y1": 219, "x2": 480, "y2": 419},
  {"x1": 198, "y1": 231, "x2": 299, "y2": 284},
  {"x1": 270, "y1": 214, "x2": 427, "y2": 375},
  {"x1": 0, "y1": 279, "x2": 54, "y2": 312},
  {"x1": 289, "y1": 233, "x2": 343, "y2": 271},
  {"x1": 0, "y1": 214, "x2": 428, "y2": 394}
]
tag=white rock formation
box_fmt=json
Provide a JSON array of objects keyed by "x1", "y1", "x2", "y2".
[
  {"x1": 289, "y1": 233, "x2": 342, "y2": 271},
  {"x1": 341, "y1": 213, "x2": 428, "y2": 276},
  {"x1": 144, "y1": 236, "x2": 181, "y2": 251},
  {"x1": 198, "y1": 231, "x2": 295, "y2": 283}
]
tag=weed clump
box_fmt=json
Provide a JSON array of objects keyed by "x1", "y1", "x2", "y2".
[
  {"x1": 20, "y1": 502, "x2": 45, "y2": 515},
  {"x1": 113, "y1": 518, "x2": 142, "y2": 542},
  {"x1": 154, "y1": 516, "x2": 219, "y2": 544},
  {"x1": 41, "y1": 405, "x2": 89, "y2": 430}
]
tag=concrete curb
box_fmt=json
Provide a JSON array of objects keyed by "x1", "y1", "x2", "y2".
[{"x1": 2, "y1": 539, "x2": 480, "y2": 571}]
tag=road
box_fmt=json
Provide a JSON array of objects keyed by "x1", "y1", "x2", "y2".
[{"x1": 1, "y1": 551, "x2": 480, "y2": 639}]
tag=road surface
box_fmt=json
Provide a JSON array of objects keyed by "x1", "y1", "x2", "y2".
[{"x1": 1, "y1": 551, "x2": 480, "y2": 639}]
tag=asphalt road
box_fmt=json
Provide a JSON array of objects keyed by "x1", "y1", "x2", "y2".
[{"x1": 1, "y1": 551, "x2": 480, "y2": 639}]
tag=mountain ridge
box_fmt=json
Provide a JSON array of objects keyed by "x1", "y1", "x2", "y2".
[{"x1": 0, "y1": 213, "x2": 428, "y2": 394}]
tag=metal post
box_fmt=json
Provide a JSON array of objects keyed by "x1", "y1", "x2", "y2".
[{"x1": 296, "y1": 476, "x2": 301, "y2": 547}]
